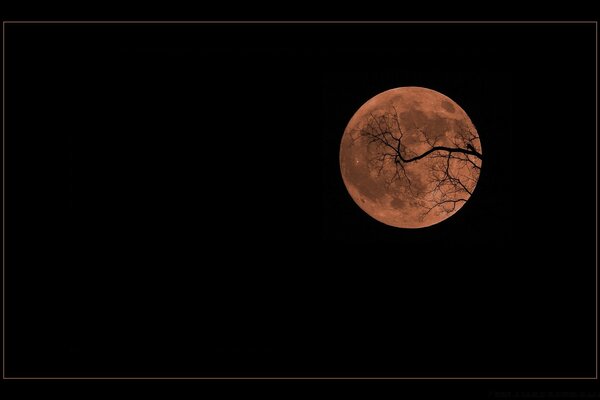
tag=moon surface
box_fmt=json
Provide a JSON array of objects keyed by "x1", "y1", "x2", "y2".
[{"x1": 339, "y1": 87, "x2": 482, "y2": 228}]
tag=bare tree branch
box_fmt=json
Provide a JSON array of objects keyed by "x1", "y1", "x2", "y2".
[{"x1": 355, "y1": 110, "x2": 482, "y2": 219}]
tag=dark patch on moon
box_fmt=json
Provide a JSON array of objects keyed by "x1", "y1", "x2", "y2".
[
  {"x1": 399, "y1": 109, "x2": 457, "y2": 142},
  {"x1": 390, "y1": 197, "x2": 406, "y2": 210},
  {"x1": 400, "y1": 109, "x2": 430, "y2": 130},
  {"x1": 409, "y1": 171, "x2": 428, "y2": 194},
  {"x1": 440, "y1": 100, "x2": 455, "y2": 113},
  {"x1": 349, "y1": 164, "x2": 385, "y2": 203}
]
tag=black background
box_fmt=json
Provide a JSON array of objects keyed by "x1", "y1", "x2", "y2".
[{"x1": 4, "y1": 23, "x2": 596, "y2": 380}]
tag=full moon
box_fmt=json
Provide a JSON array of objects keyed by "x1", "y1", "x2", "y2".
[{"x1": 339, "y1": 87, "x2": 483, "y2": 228}]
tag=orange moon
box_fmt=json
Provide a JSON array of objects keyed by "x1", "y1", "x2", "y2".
[{"x1": 339, "y1": 87, "x2": 483, "y2": 228}]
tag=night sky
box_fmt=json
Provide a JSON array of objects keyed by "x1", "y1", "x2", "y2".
[{"x1": 5, "y1": 22, "x2": 596, "y2": 379}]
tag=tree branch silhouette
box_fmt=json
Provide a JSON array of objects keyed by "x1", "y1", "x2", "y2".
[{"x1": 356, "y1": 107, "x2": 482, "y2": 218}]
